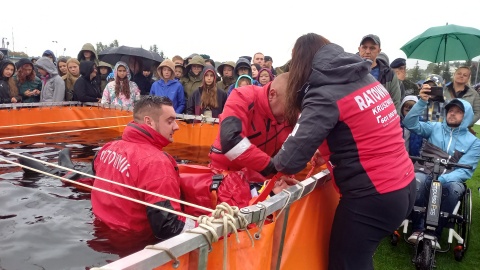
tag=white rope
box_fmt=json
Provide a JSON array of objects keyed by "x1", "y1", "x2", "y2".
[
  {"x1": 0, "y1": 125, "x2": 127, "y2": 140},
  {"x1": 0, "y1": 155, "x2": 199, "y2": 220},
  {"x1": 0, "y1": 115, "x2": 132, "y2": 129},
  {"x1": 187, "y1": 202, "x2": 253, "y2": 270},
  {"x1": 144, "y1": 245, "x2": 179, "y2": 268},
  {"x1": 277, "y1": 189, "x2": 293, "y2": 218},
  {"x1": 0, "y1": 149, "x2": 213, "y2": 213}
]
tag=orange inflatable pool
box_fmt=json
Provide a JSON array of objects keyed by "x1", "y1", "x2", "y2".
[{"x1": 0, "y1": 102, "x2": 338, "y2": 270}]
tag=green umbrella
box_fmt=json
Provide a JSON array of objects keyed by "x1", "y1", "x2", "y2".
[{"x1": 400, "y1": 24, "x2": 480, "y2": 63}]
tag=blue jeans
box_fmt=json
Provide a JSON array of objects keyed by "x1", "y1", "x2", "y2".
[{"x1": 411, "y1": 172, "x2": 465, "y2": 238}]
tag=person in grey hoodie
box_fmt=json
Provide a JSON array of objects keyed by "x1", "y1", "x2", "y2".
[{"x1": 35, "y1": 57, "x2": 65, "y2": 102}]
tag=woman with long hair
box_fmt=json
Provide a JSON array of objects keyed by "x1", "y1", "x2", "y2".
[
  {"x1": 0, "y1": 60, "x2": 21, "y2": 103},
  {"x1": 186, "y1": 66, "x2": 227, "y2": 118},
  {"x1": 57, "y1": 57, "x2": 68, "y2": 77},
  {"x1": 63, "y1": 58, "x2": 81, "y2": 101},
  {"x1": 14, "y1": 58, "x2": 42, "y2": 103},
  {"x1": 101, "y1": 61, "x2": 140, "y2": 107},
  {"x1": 272, "y1": 33, "x2": 416, "y2": 270}
]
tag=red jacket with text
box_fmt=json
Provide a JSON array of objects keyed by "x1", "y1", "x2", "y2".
[
  {"x1": 209, "y1": 83, "x2": 293, "y2": 176},
  {"x1": 91, "y1": 121, "x2": 186, "y2": 240}
]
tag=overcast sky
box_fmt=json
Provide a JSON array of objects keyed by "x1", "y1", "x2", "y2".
[{"x1": 1, "y1": 0, "x2": 479, "y2": 69}]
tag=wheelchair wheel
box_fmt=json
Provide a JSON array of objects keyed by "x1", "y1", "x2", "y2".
[
  {"x1": 454, "y1": 188, "x2": 472, "y2": 261},
  {"x1": 415, "y1": 240, "x2": 435, "y2": 270}
]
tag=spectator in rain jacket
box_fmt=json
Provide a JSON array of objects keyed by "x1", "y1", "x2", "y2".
[
  {"x1": 216, "y1": 61, "x2": 236, "y2": 92},
  {"x1": 257, "y1": 67, "x2": 274, "y2": 86},
  {"x1": 35, "y1": 57, "x2": 65, "y2": 102},
  {"x1": 63, "y1": 58, "x2": 81, "y2": 101},
  {"x1": 358, "y1": 34, "x2": 402, "y2": 114},
  {"x1": 186, "y1": 66, "x2": 227, "y2": 118},
  {"x1": 0, "y1": 60, "x2": 21, "y2": 103},
  {"x1": 14, "y1": 58, "x2": 42, "y2": 103},
  {"x1": 150, "y1": 59, "x2": 185, "y2": 113},
  {"x1": 73, "y1": 61, "x2": 101, "y2": 102},
  {"x1": 98, "y1": 61, "x2": 113, "y2": 92},
  {"x1": 77, "y1": 43, "x2": 99, "y2": 65},
  {"x1": 226, "y1": 58, "x2": 260, "y2": 96},
  {"x1": 180, "y1": 55, "x2": 205, "y2": 101},
  {"x1": 42, "y1": 50, "x2": 57, "y2": 65},
  {"x1": 135, "y1": 64, "x2": 155, "y2": 96},
  {"x1": 101, "y1": 61, "x2": 141, "y2": 107}
]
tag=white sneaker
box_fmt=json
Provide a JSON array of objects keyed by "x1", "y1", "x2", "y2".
[{"x1": 408, "y1": 231, "x2": 423, "y2": 244}]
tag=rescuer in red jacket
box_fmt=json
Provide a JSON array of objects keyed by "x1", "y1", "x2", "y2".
[
  {"x1": 208, "y1": 73, "x2": 293, "y2": 207},
  {"x1": 91, "y1": 96, "x2": 195, "y2": 241}
]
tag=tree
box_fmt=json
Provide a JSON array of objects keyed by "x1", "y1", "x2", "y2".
[
  {"x1": 432, "y1": 63, "x2": 442, "y2": 75},
  {"x1": 471, "y1": 61, "x2": 479, "y2": 85},
  {"x1": 443, "y1": 62, "x2": 452, "y2": 84},
  {"x1": 159, "y1": 50, "x2": 164, "y2": 59},
  {"x1": 150, "y1": 44, "x2": 158, "y2": 53},
  {"x1": 409, "y1": 61, "x2": 423, "y2": 82},
  {"x1": 8, "y1": 50, "x2": 28, "y2": 57},
  {"x1": 109, "y1": 39, "x2": 119, "y2": 48}
]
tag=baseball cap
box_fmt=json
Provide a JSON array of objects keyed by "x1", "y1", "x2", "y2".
[
  {"x1": 445, "y1": 99, "x2": 465, "y2": 113},
  {"x1": 264, "y1": 56, "x2": 273, "y2": 62},
  {"x1": 360, "y1": 34, "x2": 381, "y2": 47}
]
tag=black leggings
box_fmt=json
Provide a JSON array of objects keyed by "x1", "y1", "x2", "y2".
[{"x1": 328, "y1": 179, "x2": 416, "y2": 270}]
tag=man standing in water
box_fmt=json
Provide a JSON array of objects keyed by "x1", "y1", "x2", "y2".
[{"x1": 91, "y1": 96, "x2": 195, "y2": 240}]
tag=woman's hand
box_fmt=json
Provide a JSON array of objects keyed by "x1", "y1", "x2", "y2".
[{"x1": 310, "y1": 149, "x2": 325, "y2": 168}]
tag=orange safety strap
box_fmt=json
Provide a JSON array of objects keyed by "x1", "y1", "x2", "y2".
[{"x1": 250, "y1": 172, "x2": 285, "y2": 205}]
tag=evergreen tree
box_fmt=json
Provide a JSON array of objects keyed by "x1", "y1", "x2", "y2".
[
  {"x1": 443, "y1": 62, "x2": 452, "y2": 84},
  {"x1": 152, "y1": 44, "x2": 158, "y2": 53},
  {"x1": 433, "y1": 63, "x2": 442, "y2": 75},
  {"x1": 109, "y1": 40, "x2": 119, "y2": 47},
  {"x1": 410, "y1": 61, "x2": 422, "y2": 82}
]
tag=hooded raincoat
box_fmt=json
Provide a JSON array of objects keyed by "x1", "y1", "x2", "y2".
[
  {"x1": 35, "y1": 57, "x2": 65, "y2": 102},
  {"x1": 150, "y1": 59, "x2": 185, "y2": 113},
  {"x1": 101, "y1": 61, "x2": 140, "y2": 107},
  {"x1": 73, "y1": 61, "x2": 101, "y2": 102}
]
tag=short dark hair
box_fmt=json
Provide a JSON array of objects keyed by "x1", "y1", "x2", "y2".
[{"x1": 133, "y1": 95, "x2": 173, "y2": 123}]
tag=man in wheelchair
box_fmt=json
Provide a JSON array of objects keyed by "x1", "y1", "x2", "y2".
[{"x1": 403, "y1": 92, "x2": 480, "y2": 250}]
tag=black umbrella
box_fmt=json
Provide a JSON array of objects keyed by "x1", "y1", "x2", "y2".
[{"x1": 98, "y1": 45, "x2": 163, "y2": 67}]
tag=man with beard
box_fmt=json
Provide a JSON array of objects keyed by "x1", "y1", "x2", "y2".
[{"x1": 404, "y1": 95, "x2": 480, "y2": 249}]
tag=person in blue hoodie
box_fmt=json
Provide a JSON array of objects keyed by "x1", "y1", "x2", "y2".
[
  {"x1": 404, "y1": 97, "x2": 480, "y2": 249},
  {"x1": 226, "y1": 58, "x2": 261, "y2": 96},
  {"x1": 150, "y1": 59, "x2": 185, "y2": 113}
]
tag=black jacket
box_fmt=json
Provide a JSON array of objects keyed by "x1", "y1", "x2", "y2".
[{"x1": 73, "y1": 61, "x2": 101, "y2": 102}]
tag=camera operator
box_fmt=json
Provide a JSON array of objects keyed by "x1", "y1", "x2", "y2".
[{"x1": 403, "y1": 94, "x2": 480, "y2": 249}]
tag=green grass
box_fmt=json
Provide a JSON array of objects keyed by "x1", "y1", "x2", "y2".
[{"x1": 373, "y1": 125, "x2": 480, "y2": 269}]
